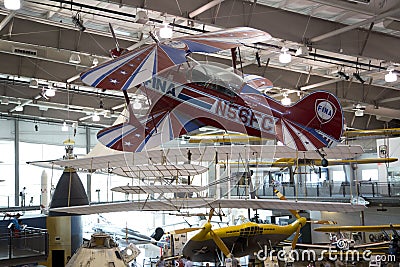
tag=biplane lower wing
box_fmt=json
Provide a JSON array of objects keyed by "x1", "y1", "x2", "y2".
[{"x1": 49, "y1": 198, "x2": 366, "y2": 215}]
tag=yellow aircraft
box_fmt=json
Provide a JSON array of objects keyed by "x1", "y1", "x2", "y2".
[
  {"x1": 343, "y1": 128, "x2": 400, "y2": 139},
  {"x1": 177, "y1": 190, "x2": 306, "y2": 262},
  {"x1": 221, "y1": 157, "x2": 397, "y2": 169},
  {"x1": 266, "y1": 157, "x2": 398, "y2": 168}
]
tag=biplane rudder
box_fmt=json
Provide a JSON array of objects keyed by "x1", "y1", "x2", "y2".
[{"x1": 276, "y1": 91, "x2": 344, "y2": 151}]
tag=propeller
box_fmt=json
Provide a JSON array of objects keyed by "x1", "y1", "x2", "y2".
[
  {"x1": 205, "y1": 208, "x2": 232, "y2": 258},
  {"x1": 273, "y1": 189, "x2": 300, "y2": 219},
  {"x1": 291, "y1": 224, "x2": 301, "y2": 250},
  {"x1": 169, "y1": 208, "x2": 233, "y2": 258},
  {"x1": 167, "y1": 228, "x2": 203, "y2": 235}
]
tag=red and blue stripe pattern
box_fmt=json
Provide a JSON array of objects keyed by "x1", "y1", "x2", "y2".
[{"x1": 80, "y1": 27, "x2": 272, "y2": 92}]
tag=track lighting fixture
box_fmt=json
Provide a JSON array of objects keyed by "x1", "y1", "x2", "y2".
[
  {"x1": 72, "y1": 13, "x2": 86, "y2": 32},
  {"x1": 279, "y1": 47, "x2": 291, "y2": 64},
  {"x1": 4, "y1": 0, "x2": 21, "y2": 10},
  {"x1": 69, "y1": 52, "x2": 81, "y2": 64},
  {"x1": 385, "y1": 66, "x2": 397, "y2": 83},
  {"x1": 92, "y1": 112, "x2": 100, "y2": 122},
  {"x1": 15, "y1": 105, "x2": 23, "y2": 112},
  {"x1": 62, "y1": 121, "x2": 68, "y2": 132},
  {"x1": 281, "y1": 92, "x2": 291, "y2": 106},
  {"x1": 337, "y1": 71, "x2": 349, "y2": 80},
  {"x1": 295, "y1": 45, "x2": 309, "y2": 57},
  {"x1": 159, "y1": 23, "x2": 173, "y2": 39},
  {"x1": 353, "y1": 72, "x2": 365, "y2": 84},
  {"x1": 45, "y1": 87, "x2": 56, "y2": 97}
]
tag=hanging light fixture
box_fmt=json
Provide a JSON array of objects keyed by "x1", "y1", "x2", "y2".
[
  {"x1": 159, "y1": 23, "x2": 173, "y2": 39},
  {"x1": 92, "y1": 112, "x2": 100, "y2": 122},
  {"x1": 69, "y1": 52, "x2": 81, "y2": 64},
  {"x1": 15, "y1": 105, "x2": 23, "y2": 112},
  {"x1": 281, "y1": 92, "x2": 291, "y2": 106},
  {"x1": 385, "y1": 66, "x2": 397, "y2": 83},
  {"x1": 45, "y1": 87, "x2": 56, "y2": 97},
  {"x1": 4, "y1": 0, "x2": 21, "y2": 10},
  {"x1": 61, "y1": 121, "x2": 68, "y2": 132},
  {"x1": 279, "y1": 47, "x2": 292, "y2": 64}
]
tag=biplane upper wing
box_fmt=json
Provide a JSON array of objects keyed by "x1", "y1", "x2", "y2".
[
  {"x1": 49, "y1": 144, "x2": 364, "y2": 170},
  {"x1": 50, "y1": 198, "x2": 366, "y2": 215},
  {"x1": 80, "y1": 27, "x2": 271, "y2": 91},
  {"x1": 314, "y1": 225, "x2": 400, "y2": 232}
]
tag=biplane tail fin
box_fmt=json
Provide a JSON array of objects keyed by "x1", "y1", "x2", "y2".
[{"x1": 276, "y1": 91, "x2": 344, "y2": 151}]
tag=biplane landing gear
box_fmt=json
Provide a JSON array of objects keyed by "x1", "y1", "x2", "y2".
[{"x1": 316, "y1": 150, "x2": 329, "y2": 167}]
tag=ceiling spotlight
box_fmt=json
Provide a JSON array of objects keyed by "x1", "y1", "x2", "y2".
[
  {"x1": 281, "y1": 93, "x2": 291, "y2": 106},
  {"x1": 4, "y1": 0, "x2": 21, "y2": 10},
  {"x1": 15, "y1": 105, "x2": 23, "y2": 112},
  {"x1": 295, "y1": 45, "x2": 309, "y2": 57},
  {"x1": 353, "y1": 72, "x2": 365, "y2": 84},
  {"x1": 1, "y1": 98, "x2": 9, "y2": 105},
  {"x1": 62, "y1": 121, "x2": 68, "y2": 132},
  {"x1": 337, "y1": 71, "x2": 349, "y2": 80},
  {"x1": 159, "y1": 23, "x2": 173, "y2": 39},
  {"x1": 45, "y1": 88, "x2": 56, "y2": 97},
  {"x1": 385, "y1": 66, "x2": 397, "y2": 83},
  {"x1": 92, "y1": 57, "x2": 99, "y2": 66},
  {"x1": 72, "y1": 13, "x2": 86, "y2": 32},
  {"x1": 133, "y1": 100, "x2": 142, "y2": 110},
  {"x1": 29, "y1": 79, "x2": 39, "y2": 88},
  {"x1": 69, "y1": 52, "x2": 81, "y2": 64},
  {"x1": 354, "y1": 109, "x2": 364, "y2": 117},
  {"x1": 279, "y1": 47, "x2": 291, "y2": 64},
  {"x1": 92, "y1": 112, "x2": 100, "y2": 122}
]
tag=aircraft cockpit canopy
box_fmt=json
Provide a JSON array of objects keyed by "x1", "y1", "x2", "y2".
[{"x1": 189, "y1": 63, "x2": 244, "y2": 97}]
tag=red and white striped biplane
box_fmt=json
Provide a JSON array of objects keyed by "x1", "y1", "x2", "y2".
[{"x1": 80, "y1": 27, "x2": 344, "y2": 154}]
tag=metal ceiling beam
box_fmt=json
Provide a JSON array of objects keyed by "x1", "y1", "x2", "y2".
[
  {"x1": 0, "y1": 10, "x2": 15, "y2": 31},
  {"x1": 300, "y1": 78, "x2": 341, "y2": 90},
  {"x1": 189, "y1": 0, "x2": 225, "y2": 19},
  {"x1": 310, "y1": 7, "x2": 400, "y2": 43}
]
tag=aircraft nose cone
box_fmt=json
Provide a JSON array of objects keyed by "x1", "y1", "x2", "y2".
[{"x1": 204, "y1": 222, "x2": 212, "y2": 232}]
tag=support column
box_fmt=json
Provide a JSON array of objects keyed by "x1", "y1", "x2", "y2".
[
  {"x1": 14, "y1": 119, "x2": 19, "y2": 206},
  {"x1": 86, "y1": 126, "x2": 91, "y2": 202}
]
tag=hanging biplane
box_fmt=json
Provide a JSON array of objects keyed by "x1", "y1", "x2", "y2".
[
  {"x1": 258, "y1": 156, "x2": 398, "y2": 168},
  {"x1": 309, "y1": 224, "x2": 400, "y2": 258},
  {"x1": 79, "y1": 26, "x2": 344, "y2": 158}
]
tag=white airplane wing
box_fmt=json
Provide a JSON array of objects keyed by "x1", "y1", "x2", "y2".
[
  {"x1": 49, "y1": 144, "x2": 364, "y2": 170},
  {"x1": 50, "y1": 198, "x2": 366, "y2": 215}
]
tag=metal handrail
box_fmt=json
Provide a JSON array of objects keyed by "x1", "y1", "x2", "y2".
[{"x1": 0, "y1": 226, "x2": 48, "y2": 261}]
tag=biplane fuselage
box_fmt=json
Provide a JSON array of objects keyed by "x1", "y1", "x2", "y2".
[{"x1": 182, "y1": 218, "x2": 306, "y2": 262}]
